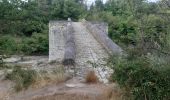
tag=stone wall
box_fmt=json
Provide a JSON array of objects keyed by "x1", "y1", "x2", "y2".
[
  {"x1": 49, "y1": 21, "x2": 67, "y2": 62},
  {"x1": 90, "y1": 22, "x2": 108, "y2": 35},
  {"x1": 82, "y1": 21, "x2": 123, "y2": 55},
  {"x1": 49, "y1": 21, "x2": 120, "y2": 83}
]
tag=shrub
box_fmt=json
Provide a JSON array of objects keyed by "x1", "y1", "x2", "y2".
[
  {"x1": 22, "y1": 21, "x2": 46, "y2": 36},
  {"x1": 5, "y1": 66, "x2": 37, "y2": 91},
  {"x1": 85, "y1": 70, "x2": 98, "y2": 83},
  {"x1": 21, "y1": 32, "x2": 49, "y2": 55},
  {"x1": 0, "y1": 36, "x2": 19, "y2": 55},
  {"x1": 111, "y1": 52, "x2": 170, "y2": 100},
  {"x1": 0, "y1": 33, "x2": 48, "y2": 55}
]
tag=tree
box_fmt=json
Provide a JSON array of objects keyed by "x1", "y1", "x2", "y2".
[
  {"x1": 51, "y1": 0, "x2": 85, "y2": 20},
  {"x1": 95, "y1": 0, "x2": 104, "y2": 11}
]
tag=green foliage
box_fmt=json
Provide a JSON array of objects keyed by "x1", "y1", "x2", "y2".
[
  {"x1": 22, "y1": 21, "x2": 46, "y2": 36},
  {"x1": 95, "y1": 0, "x2": 104, "y2": 11},
  {"x1": 111, "y1": 50, "x2": 170, "y2": 100},
  {"x1": 104, "y1": 0, "x2": 130, "y2": 16},
  {"x1": 109, "y1": 18, "x2": 137, "y2": 46},
  {"x1": 0, "y1": 0, "x2": 169, "y2": 98},
  {"x1": 5, "y1": 66, "x2": 37, "y2": 91},
  {"x1": 21, "y1": 32, "x2": 49, "y2": 55},
  {"x1": 141, "y1": 15, "x2": 168, "y2": 49},
  {"x1": 86, "y1": 10, "x2": 137, "y2": 46},
  {"x1": 0, "y1": 33, "x2": 48, "y2": 55},
  {"x1": 51, "y1": 0, "x2": 85, "y2": 20},
  {"x1": 86, "y1": 2, "x2": 170, "y2": 99},
  {"x1": 0, "y1": 0, "x2": 86, "y2": 55},
  {"x1": 87, "y1": 0, "x2": 170, "y2": 53},
  {"x1": 0, "y1": 36, "x2": 19, "y2": 55}
]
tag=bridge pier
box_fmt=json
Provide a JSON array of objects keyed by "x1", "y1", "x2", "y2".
[{"x1": 49, "y1": 20, "x2": 121, "y2": 83}]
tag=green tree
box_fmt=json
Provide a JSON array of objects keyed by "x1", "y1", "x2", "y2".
[
  {"x1": 51, "y1": 0, "x2": 85, "y2": 20},
  {"x1": 95, "y1": 0, "x2": 104, "y2": 11}
]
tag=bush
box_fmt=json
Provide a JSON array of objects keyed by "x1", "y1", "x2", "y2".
[
  {"x1": 0, "y1": 36, "x2": 19, "y2": 55},
  {"x1": 22, "y1": 21, "x2": 46, "y2": 36},
  {"x1": 111, "y1": 21, "x2": 137, "y2": 46},
  {"x1": 0, "y1": 32, "x2": 48, "y2": 55},
  {"x1": 111, "y1": 52, "x2": 170, "y2": 100},
  {"x1": 85, "y1": 70, "x2": 98, "y2": 83},
  {"x1": 21, "y1": 32, "x2": 49, "y2": 55},
  {"x1": 5, "y1": 66, "x2": 37, "y2": 91}
]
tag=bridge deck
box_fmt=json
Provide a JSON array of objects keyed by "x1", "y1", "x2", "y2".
[{"x1": 72, "y1": 22, "x2": 109, "y2": 79}]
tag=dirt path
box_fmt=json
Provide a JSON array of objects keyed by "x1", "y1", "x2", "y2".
[
  {"x1": 0, "y1": 80, "x2": 13, "y2": 100},
  {"x1": 6, "y1": 78, "x2": 120, "y2": 100}
]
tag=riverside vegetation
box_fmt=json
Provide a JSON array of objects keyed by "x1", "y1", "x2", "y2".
[{"x1": 0, "y1": 0, "x2": 170, "y2": 99}]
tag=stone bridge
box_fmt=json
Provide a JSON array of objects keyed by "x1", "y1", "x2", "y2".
[{"x1": 49, "y1": 20, "x2": 122, "y2": 83}]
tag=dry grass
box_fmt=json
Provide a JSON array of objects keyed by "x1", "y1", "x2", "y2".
[
  {"x1": 109, "y1": 90, "x2": 122, "y2": 100},
  {"x1": 102, "y1": 86, "x2": 114, "y2": 99},
  {"x1": 85, "y1": 70, "x2": 98, "y2": 84},
  {"x1": 32, "y1": 67, "x2": 69, "y2": 88},
  {"x1": 109, "y1": 84, "x2": 123, "y2": 100},
  {"x1": 5, "y1": 66, "x2": 37, "y2": 91}
]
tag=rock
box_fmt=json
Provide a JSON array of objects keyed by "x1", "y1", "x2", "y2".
[
  {"x1": 93, "y1": 66, "x2": 113, "y2": 84},
  {"x1": 65, "y1": 83, "x2": 85, "y2": 88},
  {"x1": 3, "y1": 56, "x2": 21, "y2": 63}
]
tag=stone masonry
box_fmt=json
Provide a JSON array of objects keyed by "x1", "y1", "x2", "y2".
[
  {"x1": 49, "y1": 21, "x2": 67, "y2": 62},
  {"x1": 49, "y1": 21, "x2": 121, "y2": 83}
]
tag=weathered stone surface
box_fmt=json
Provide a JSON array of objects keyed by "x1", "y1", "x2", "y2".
[
  {"x1": 49, "y1": 21, "x2": 67, "y2": 62},
  {"x1": 63, "y1": 21, "x2": 76, "y2": 66},
  {"x1": 83, "y1": 21, "x2": 123, "y2": 55},
  {"x1": 90, "y1": 21, "x2": 108, "y2": 35},
  {"x1": 72, "y1": 22, "x2": 112, "y2": 83},
  {"x1": 49, "y1": 21, "x2": 120, "y2": 83},
  {"x1": 3, "y1": 56, "x2": 21, "y2": 63}
]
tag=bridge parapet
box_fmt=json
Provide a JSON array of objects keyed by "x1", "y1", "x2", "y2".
[
  {"x1": 82, "y1": 20, "x2": 123, "y2": 55},
  {"x1": 90, "y1": 21, "x2": 108, "y2": 35}
]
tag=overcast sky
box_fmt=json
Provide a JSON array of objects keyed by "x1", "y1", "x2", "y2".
[
  {"x1": 86, "y1": 0, "x2": 159, "y2": 4},
  {"x1": 148, "y1": 0, "x2": 159, "y2": 2}
]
